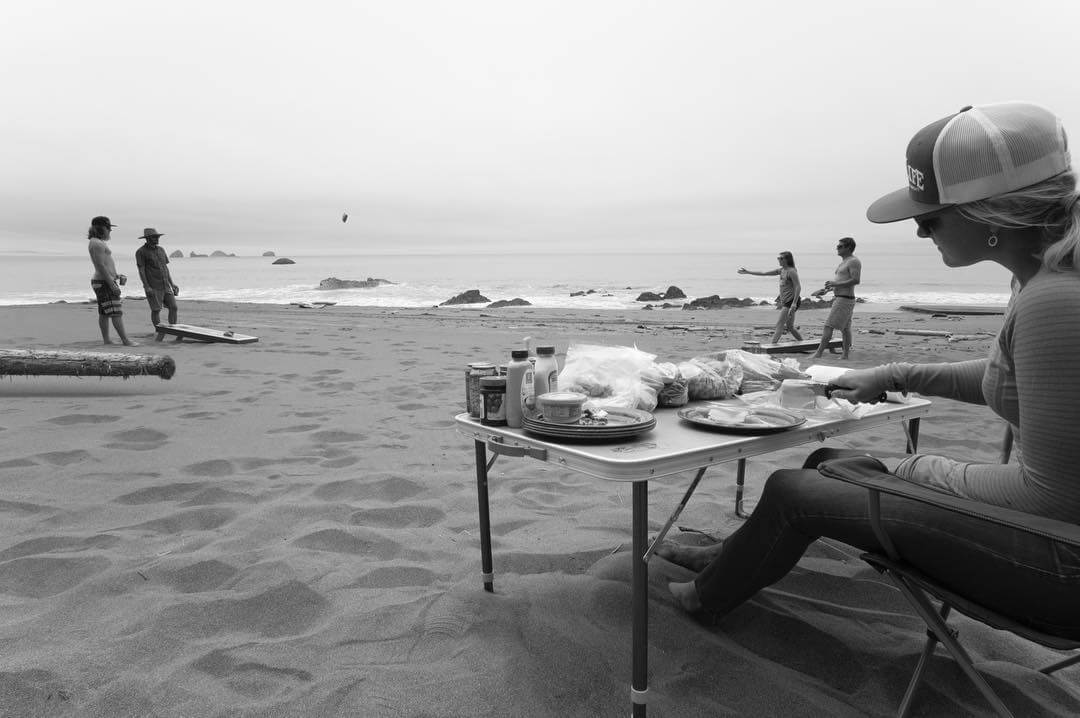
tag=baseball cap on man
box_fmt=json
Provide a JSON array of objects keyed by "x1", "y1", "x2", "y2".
[
  {"x1": 139, "y1": 228, "x2": 164, "y2": 239},
  {"x1": 867, "y1": 102, "x2": 1071, "y2": 224},
  {"x1": 91, "y1": 216, "x2": 116, "y2": 229}
]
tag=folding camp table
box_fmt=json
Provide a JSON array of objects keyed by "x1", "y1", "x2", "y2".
[{"x1": 456, "y1": 396, "x2": 931, "y2": 717}]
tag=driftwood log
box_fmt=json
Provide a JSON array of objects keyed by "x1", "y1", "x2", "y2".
[{"x1": 0, "y1": 350, "x2": 176, "y2": 380}]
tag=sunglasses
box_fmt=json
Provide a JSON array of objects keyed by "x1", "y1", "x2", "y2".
[{"x1": 914, "y1": 208, "x2": 951, "y2": 233}]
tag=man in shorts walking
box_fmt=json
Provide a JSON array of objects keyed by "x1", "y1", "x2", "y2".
[
  {"x1": 135, "y1": 227, "x2": 180, "y2": 333},
  {"x1": 811, "y1": 236, "x2": 861, "y2": 359},
  {"x1": 87, "y1": 216, "x2": 138, "y2": 346}
]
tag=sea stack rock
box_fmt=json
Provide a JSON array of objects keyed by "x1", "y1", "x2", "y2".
[
  {"x1": 210, "y1": 250, "x2": 236, "y2": 257},
  {"x1": 317, "y1": 277, "x2": 392, "y2": 289},
  {"x1": 189, "y1": 251, "x2": 206, "y2": 257},
  {"x1": 487, "y1": 298, "x2": 531, "y2": 308},
  {"x1": 664, "y1": 285, "x2": 687, "y2": 299},
  {"x1": 262, "y1": 251, "x2": 276, "y2": 257},
  {"x1": 636, "y1": 291, "x2": 664, "y2": 302},
  {"x1": 169, "y1": 250, "x2": 183, "y2": 258},
  {"x1": 441, "y1": 289, "x2": 489, "y2": 305},
  {"x1": 683, "y1": 296, "x2": 763, "y2": 310},
  {"x1": 272, "y1": 257, "x2": 296, "y2": 265}
]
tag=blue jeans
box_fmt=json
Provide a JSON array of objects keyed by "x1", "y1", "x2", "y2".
[{"x1": 694, "y1": 448, "x2": 1080, "y2": 637}]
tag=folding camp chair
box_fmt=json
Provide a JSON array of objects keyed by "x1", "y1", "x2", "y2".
[{"x1": 817, "y1": 455, "x2": 1080, "y2": 718}]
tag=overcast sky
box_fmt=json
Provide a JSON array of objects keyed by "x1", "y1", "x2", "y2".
[{"x1": 4, "y1": 0, "x2": 1079, "y2": 255}]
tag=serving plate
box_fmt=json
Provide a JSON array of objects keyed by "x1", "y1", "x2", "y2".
[
  {"x1": 522, "y1": 407, "x2": 656, "y2": 442},
  {"x1": 677, "y1": 405, "x2": 806, "y2": 434}
]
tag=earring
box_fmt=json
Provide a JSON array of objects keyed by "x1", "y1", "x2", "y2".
[{"x1": 987, "y1": 234, "x2": 999, "y2": 248}]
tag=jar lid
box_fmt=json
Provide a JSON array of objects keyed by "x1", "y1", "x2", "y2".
[
  {"x1": 480, "y1": 376, "x2": 506, "y2": 388},
  {"x1": 536, "y1": 345, "x2": 555, "y2": 355},
  {"x1": 511, "y1": 349, "x2": 529, "y2": 360},
  {"x1": 538, "y1": 391, "x2": 586, "y2": 405},
  {"x1": 470, "y1": 362, "x2": 496, "y2": 369}
]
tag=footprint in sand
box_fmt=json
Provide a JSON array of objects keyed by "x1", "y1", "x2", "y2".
[
  {"x1": 192, "y1": 648, "x2": 313, "y2": 697},
  {"x1": 142, "y1": 580, "x2": 329, "y2": 639},
  {"x1": 312, "y1": 476, "x2": 424, "y2": 502},
  {"x1": 115, "y1": 482, "x2": 209, "y2": 504},
  {"x1": 0, "y1": 534, "x2": 119, "y2": 562},
  {"x1": 182, "y1": 459, "x2": 235, "y2": 477},
  {"x1": 46, "y1": 414, "x2": 122, "y2": 425},
  {"x1": 293, "y1": 528, "x2": 399, "y2": 559},
  {"x1": 348, "y1": 504, "x2": 445, "y2": 528},
  {"x1": 36, "y1": 449, "x2": 92, "y2": 466},
  {"x1": 0, "y1": 556, "x2": 111, "y2": 598},
  {"x1": 310, "y1": 430, "x2": 363, "y2": 444},
  {"x1": 0, "y1": 458, "x2": 38, "y2": 470},
  {"x1": 121, "y1": 507, "x2": 237, "y2": 534},
  {"x1": 348, "y1": 565, "x2": 436, "y2": 588},
  {"x1": 267, "y1": 424, "x2": 321, "y2": 434},
  {"x1": 105, "y1": 428, "x2": 169, "y2": 451},
  {"x1": 160, "y1": 559, "x2": 238, "y2": 593}
]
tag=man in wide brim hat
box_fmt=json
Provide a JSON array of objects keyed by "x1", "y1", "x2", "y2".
[{"x1": 135, "y1": 227, "x2": 180, "y2": 333}]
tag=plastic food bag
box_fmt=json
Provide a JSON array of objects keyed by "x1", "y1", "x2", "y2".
[
  {"x1": 558, "y1": 344, "x2": 659, "y2": 411},
  {"x1": 654, "y1": 361, "x2": 689, "y2": 407},
  {"x1": 700, "y1": 350, "x2": 809, "y2": 393},
  {"x1": 677, "y1": 355, "x2": 743, "y2": 400}
]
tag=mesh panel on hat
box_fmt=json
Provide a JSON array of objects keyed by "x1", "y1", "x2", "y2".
[{"x1": 935, "y1": 103, "x2": 1068, "y2": 205}]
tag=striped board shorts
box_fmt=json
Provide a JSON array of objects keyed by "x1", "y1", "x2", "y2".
[
  {"x1": 825, "y1": 296, "x2": 856, "y2": 328},
  {"x1": 91, "y1": 280, "x2": 123, "y2": 316}
]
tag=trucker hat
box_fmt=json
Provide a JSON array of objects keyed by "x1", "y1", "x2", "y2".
[{"x1": 867, "y1": 102, "x2": 1071, "y2": 223}]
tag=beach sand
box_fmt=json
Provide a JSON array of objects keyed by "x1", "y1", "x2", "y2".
[{"x1": 1, "y1": 299, "x2": 1077, "y2": 717}]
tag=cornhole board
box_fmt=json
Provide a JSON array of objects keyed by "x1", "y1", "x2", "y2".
[
  {"x1": 899, "y1": 304, "x2": 1007, "y2": 316},
  {"x1": 154, "y1": 323, "x2": 258, "y2": 344},
  {"x1": 742, "y1": 338, "x2": 842, "y2": 354}
]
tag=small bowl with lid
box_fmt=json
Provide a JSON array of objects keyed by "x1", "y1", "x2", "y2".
[{"x1": 537, "y1": 392, "x2": 587, "y2": 424}]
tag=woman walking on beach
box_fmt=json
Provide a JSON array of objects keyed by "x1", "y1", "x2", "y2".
[
  {"x1": 736, "y1": 251, "x2": 803, "y2": 343},
  {"x1": 663, "y1": 102, "x2": 1080, "y2": 635}
]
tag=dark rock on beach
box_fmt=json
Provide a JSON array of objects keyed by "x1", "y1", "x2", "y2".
[
  {"x1": 570, "y1": 289, "x2": 599, "y2": 297},
  {"x1": 263, "y1": 251, "x2": 276, "y2": 257},
  {"x1": 189, "y1": 251, "x2": 206, "y2": 258},
  {"x1": 318, "y1": 277, "x2": 393, "y2": 289},
  {"x1": 169, "y1": 250, "x2": 183, "y2": 258},
  {"x1": 683, "y1": 295, "x2": 765, "y2": 310},
  {"x1": 441, "y1": 289, "x2": 490, "y2": 305},
  {"x1": 636, "y1": 285, "x2": 686, "y2": 302},
  {"x1": 272, "y1": 258, "x2": 296, "y2": 265},
  {"x1": 487, "y1": 298, "x2": 532, "y2": 308}
]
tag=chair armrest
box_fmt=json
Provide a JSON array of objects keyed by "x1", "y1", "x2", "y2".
[{"x1": 817, "y1": 455, "x2": 1080, "y2": 549}]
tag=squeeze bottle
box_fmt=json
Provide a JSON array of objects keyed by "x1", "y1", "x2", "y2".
[
  {"x1": 505, "y1": 349, "x2": 531, "y2": 428},
  {"x1": 533, "y1": 345, "x2": 559, "y2": 399}
]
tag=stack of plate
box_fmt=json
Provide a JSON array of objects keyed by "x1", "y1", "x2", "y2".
[{"x1": 522, "y1": 407, "x2": 656, "y2": 442}]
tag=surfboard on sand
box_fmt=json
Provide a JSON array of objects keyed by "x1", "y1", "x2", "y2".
[
  {"x1": 154, "y1": 323, "x2": 259, "y2": 344},
  {"x1": 899, "y1": 304, "x2": 1007, "y2": 316}
]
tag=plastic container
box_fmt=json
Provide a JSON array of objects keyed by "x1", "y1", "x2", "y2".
[
  {"x1": 466, "y1": 362, "x2": 497, "y2": 417},
  {"x1": 480, "y1": 376, "x2": 507, "y2": 426},
  {"x1": 537, "y1": 391, "x2": 586, "y2": 424},
  {"x1": 505, "y1": 349, "x2": 531, "y2": 428},
  {"x1": 533, "y1": 345, "x2": 559, "y2": 399}
]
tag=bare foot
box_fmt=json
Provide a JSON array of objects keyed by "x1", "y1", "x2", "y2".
[
  {"x1": 668, "y1": 581, "x2": 703, "y2": 612},
  {"x1": 654, "y1": 540, "x2": 723, "y2": 572},
  {"x1": 123, "y1": 340, "x2": 140, "y2": 347}
]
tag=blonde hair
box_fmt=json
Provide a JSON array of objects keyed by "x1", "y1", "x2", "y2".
[{"x1": 957, "y1": 170, "x2": 1080, "y2": 272}]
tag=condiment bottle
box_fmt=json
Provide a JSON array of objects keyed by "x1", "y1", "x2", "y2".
[
  {"x1": 505, "y1": 349, "x2": 531, "y2": 428},
  {"x1": 533, "y1": 345, "x2": 559, "y2": 399},
  {"x1": 479, "y1": 376, "x2": 507, "y2": 426}
]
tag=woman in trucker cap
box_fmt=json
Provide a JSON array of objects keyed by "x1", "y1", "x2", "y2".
[{"x1": 664, "y1": 102, "x2": 1080, "y2": 631}]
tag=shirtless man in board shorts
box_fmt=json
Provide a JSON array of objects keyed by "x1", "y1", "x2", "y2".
[
  {"x1": 811, "y1": 236, "x2": 861, "y2": 359},
  {"x1": 87, "y1": 216, "x2": 138, "y2": 346}
]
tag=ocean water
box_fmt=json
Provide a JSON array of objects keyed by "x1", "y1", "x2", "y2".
[{"x1": 0, "y1": 248, "x2": 1014, "y2": 309}]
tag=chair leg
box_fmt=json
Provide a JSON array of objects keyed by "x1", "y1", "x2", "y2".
[
  {"x1": 887, "y1": 573, "x2": 1015, "y2": 718},
  {"x1": 898, "y1": 604, "x2": 951, "y2": 718},
  {"x1": 1040, "y1": 653, "x2": 1080, "y2": 675}
]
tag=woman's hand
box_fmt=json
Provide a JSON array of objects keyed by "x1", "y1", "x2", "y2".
[
  {"x1": 826, "y1": 367, "x2": 889, "y2": 403},
  {"x1": 737, "y1": 267, "x2": 748, "y2": 274}
]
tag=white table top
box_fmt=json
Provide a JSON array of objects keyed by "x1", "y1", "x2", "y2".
[{"x1": 455, "y1": 398, "x2": 931, "y2": 482}]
